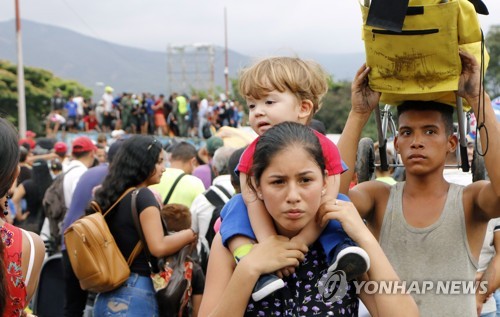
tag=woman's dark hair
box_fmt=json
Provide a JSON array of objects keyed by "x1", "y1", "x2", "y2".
[
  {"x1": 87, "y1": 135, "x2": 162, "y2": 214},
  {"x1": 29, "y1": 159, "x2": 53, "y2": 204},
  {"x1": 0, "y1": 118, "x2": 20, "y2": 197},
  {"x1": 248, "y1": 121, "x2": 325, "y2": 192}
]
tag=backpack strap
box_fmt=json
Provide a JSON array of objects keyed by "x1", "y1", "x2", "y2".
[
  {"x1": 213, "y1": 184, "x2": 231, "y2": 200},
  {"x1": 127, "y1": 241, "x2": 143, "y2": 266},
  {"x1": 204, "y1": 184, "x2": 232, "y2": 207},
  {"x1": 89, "y1": 187, "x2": 136, "y2": 217},
  {"x1": 204, "y1": 189, "x2": 225, "y2": 207},
  {"x1": 163, "y1": 173, "x2": 186, "y2": 205},
  {"x1": 89, "y1": 187, "x2": 140, "y2": 265}
]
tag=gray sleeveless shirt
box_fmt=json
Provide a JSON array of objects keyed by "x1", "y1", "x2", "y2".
[{"x1": 379, "y1": 182, "x2": 477, "y2": 317}]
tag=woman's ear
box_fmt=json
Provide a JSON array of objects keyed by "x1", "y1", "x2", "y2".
[
  {"x1": 298, "y1": 99, "x2": 314, "y2": 122},
  {"x1": 256, "y1": 191, "x2": 264, "y2": 200},
  {"x1": 322, "y1": 170, "x2": 328, "y2": 196}
]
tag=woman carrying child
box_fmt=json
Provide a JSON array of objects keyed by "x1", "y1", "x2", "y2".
[{"x1": 200, "y1": 122, "x2": 418, "y2": 316}]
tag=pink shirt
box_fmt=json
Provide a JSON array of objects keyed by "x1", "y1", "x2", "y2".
[{"x1": 238, "y1": 129, "x2": 344, "y2": 176}]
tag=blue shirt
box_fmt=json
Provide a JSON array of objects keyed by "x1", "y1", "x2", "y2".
[
  {"x1": 64, "y1": 101, "x2": 78, "y2": 117},
  {"x1": 61, "y1": 164, "x2": 109, "y2": 250}
]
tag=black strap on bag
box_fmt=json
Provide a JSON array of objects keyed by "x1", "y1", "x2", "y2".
[
  {"x1": 203, "y1": 185, "x2": 231, "y2": 208},
  {"x1": 163, "y1": 173, "x2": 186, "y2": 205},
  {"x1": 214, "y1": 184, "x2": 231, "y2": 200}
]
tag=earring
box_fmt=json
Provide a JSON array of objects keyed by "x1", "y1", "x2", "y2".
[
  {"x1": 321, "y1": 189, "x2": 326, "y2": 196},
  {"x1": 257, "y1": 192, "x2": 263, "y2": 200},
  {"x1": 3, "y1": 195, "x2": 10, "y2": 216}
]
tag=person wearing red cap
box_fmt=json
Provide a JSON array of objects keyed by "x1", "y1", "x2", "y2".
[
  {"x1": 61, "y1": 136, "x2": 97, "y2": 316},
  {"x1": 18, "y1": 130, "x2": 37, "y2": 151},
  {"x1": 53, "y1": 141, "x2": 70, "y2": 170},
  {"x1": 18, "y1": 138, "x2": 36, "y2": 151}
]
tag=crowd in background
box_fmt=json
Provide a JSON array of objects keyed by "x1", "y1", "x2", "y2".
[
  {"x1": 5, "y1": 126, "x2": 245, "y2": 316},
  {"x1": 44, "y1": 87, "x2": 246, "y2": 140}
]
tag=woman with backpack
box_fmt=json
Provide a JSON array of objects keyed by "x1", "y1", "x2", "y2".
[
  {"x1": 0, "y1": 117, "x2": 45, "y2": 317},
  {"x1": 89, "y1": 135, "x2": 197, "y2": 316}
]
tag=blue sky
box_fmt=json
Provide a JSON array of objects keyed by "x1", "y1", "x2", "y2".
[{"x1": 1, "y1": 0, "x2": 499, "y2": 56}]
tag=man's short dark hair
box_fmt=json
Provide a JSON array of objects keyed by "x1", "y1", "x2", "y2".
[
  {"x1": 19, "y1": 146, "x2": 29, "y2": 163},
  {"x1": 170, "y1": 141, "x2": 197, "y2": 162},
  {"x1": 397, "y1": 101, "x2": 454, "y2": 136}
]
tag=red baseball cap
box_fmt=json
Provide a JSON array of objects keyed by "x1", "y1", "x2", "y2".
[
  {"x1": 71, "y1": 137, "x2": 97, "y2": 154},
  {"x1": 26, "y1": 130, "x2": 37, "y2": 138},
  {"x1": 19, "y1": 138, "x2": 36, "y2": 150},
  {"x1": 54, "y1": 141, "x2": 68, "y2": 154}
]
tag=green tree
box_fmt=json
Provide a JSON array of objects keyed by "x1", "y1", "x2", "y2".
[
  {"x1": 315, "y1": 79, "x2": 378, "y2": 140},
  {"x1": 486, "y1": 25, "x2": 500, "y2": 98},
  {"x1": 0, "y1": 60, "x2": 92, "y2": 135}
]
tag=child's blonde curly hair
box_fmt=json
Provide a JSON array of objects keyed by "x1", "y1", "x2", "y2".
[{"x1": 239, "y1": 57, "x2": 330, "y2": 123}]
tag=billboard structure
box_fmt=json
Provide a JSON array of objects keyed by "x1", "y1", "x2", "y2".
[{"x1": 167, "y1": 43, "x2": 215, "y2": 96}]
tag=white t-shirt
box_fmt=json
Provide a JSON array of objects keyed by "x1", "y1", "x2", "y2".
[
  {"x1": 63, "y1": 160, "x2": 88, "y2": 210},
  {"x1": 102, "y1": 93, "x2": 114, "y2": 113}
]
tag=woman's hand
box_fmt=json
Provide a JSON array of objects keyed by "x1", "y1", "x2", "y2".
[
  {"x1": 238, "y1": 235, "x2": 307, "y2": 277},
  {"x1": 317, "y1": 199, "x2": 372, "y2": 244},
  {"x1": 351, "y1": 64, "x2": 381, "y2": 117}
]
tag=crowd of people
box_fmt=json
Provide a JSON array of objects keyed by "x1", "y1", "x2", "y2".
[
  {"x1": 45, "y1": 87, "x2": 246, "y2": 139},
  {"x1": 0, "y1": 49, "x2": 499, "y2": 317}
]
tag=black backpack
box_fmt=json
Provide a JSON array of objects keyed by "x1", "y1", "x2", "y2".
[
  {"x1": 198, "y1": 185, "x2": 232, "y2": 274},
  {"x1": 203, "y1": 185, "x2": 232, "y2": 247},
  {"x1": 42, "y1": 166, "x2": 77, "y2": 246}
]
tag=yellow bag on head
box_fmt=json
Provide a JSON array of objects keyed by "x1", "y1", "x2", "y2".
[{"x1": 361, "y1": 0, "x2": 488, "y2": 107}]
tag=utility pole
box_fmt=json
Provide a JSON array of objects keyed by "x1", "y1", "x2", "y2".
[
  {"x1": 15, "y1": 0, "x2": 27, "y2": 137},
  {"x1": 224, "y1": 7, "x2": 229, "y2": 98}
]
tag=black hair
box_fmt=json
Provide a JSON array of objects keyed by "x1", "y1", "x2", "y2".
[
  {"x1": 248, "y1": 121, "x2": 325, "y2": 192},
  {"x1": 88, "y1": 135, "x2": 162, "y2": 214},
  {"x1": 0, "y1": 118, "x2": 20, "y2": 197},
  {"x1": 107, "y1": 138, "x2": 125, "y2": 164},
  {"x1": 19, "y1": 146, "x2": 29, "y2": 163},
  {"x1": 29, "y1": 159, "x2": 54, "y2": 205},
  {"x1": 72, "y1": 150, "x2": 92, "y2": 159},
  {"x1": 20, "y1": 142, "x2": 30, "y2": 153},
  {"x1": 397, "y1": 101, "x2": 454, "y2": 136},
  {"x1": 228, "y1": 147, "x2": 246, "y2": 193},
  {"x1": 170, "y1": 141, "x2": 197, "y2": 162},
  {"x1": 309, "y1": 119, "x2": 326, "y2": 135},
  {"x1": 50, "y1": 159, "x2": 63, "y2": 172}
]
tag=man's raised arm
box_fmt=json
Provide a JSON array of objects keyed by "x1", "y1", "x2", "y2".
[{"x1": 338, "y1": 64, "x2": 381, "y2": 195}]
